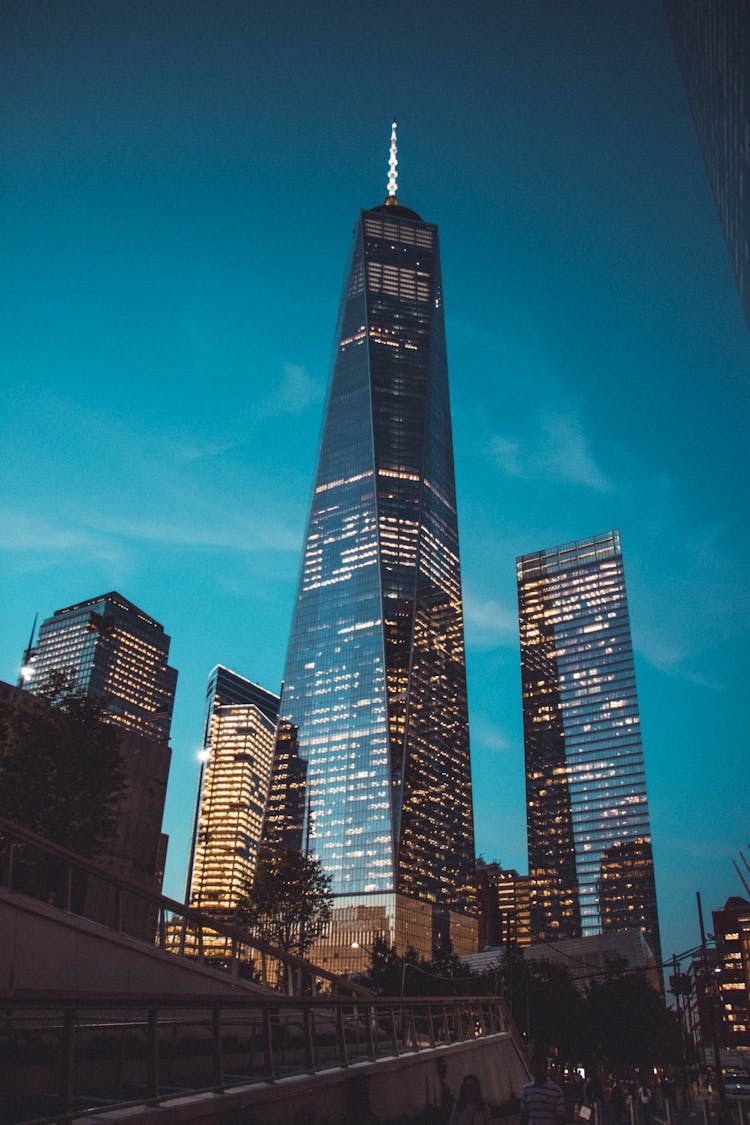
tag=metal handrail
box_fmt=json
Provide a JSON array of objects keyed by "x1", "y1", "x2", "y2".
[
  {"x1": 0, "y1": 992, "x2": 511, "y2": 1124},
  {"x1": 0, "y1": 816, "x2": 372, "y2": 998}
]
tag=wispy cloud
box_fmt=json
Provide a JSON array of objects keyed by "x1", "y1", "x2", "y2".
[
  {"x1": 489, "y1": 410, "x2": 612, "y2": 493},
  {"x1": 259, "y1": 363, "x2": 324, "y2": 417},
  {"x1": 1, "y1": 510, "x2": 125, "y2": 565},
  {"x1": 470, "y1": 715, "x2": 515, "y2": 754},
  {"x1": 463, "y1": 592, "x2": 518, "y2": 650}
]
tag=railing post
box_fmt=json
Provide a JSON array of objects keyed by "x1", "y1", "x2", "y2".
[
  {"x1": 65, "y1": 864, "x2": 73, "y2": 913},
  {"x1": 231, "y1": 936, "x2": 238, "y2": 978},
  {"x1": 366, "y1": 1004, "x2": 377, "y2": 1060},
  {"x1": 263, "y1": 1006, "x2": 276, "y2": 1082},
  {"x1": 61, "y1": 1007, "x2": 76, "y2": 1119},
  {"x1": 5, "y1": 839, "x2": 15, "y2": 889},
  {"x1": 408, "y1": 1004, "x2": 419, "y2": 1050},
  {"x1": 426, "y1": 1003, "x2": 436, "y2": 1048},
  {"x1": 146, "y1": 1008, "x2": 160, "y2": 1105},
  {"x1": 158, "y1": 907, "x2": 167, "y2": 950},
  {"x1": 212, "y1": 1005, "x2": 224, "y2": 1093},
  {"x1": 389, "y1": 1006, "x2": 400, "y2": 1056},
  {"x1": 336, "y1": 1003, "x2": 349, "y2": 1067},
  {"x1": 303, "y1": 1005, "x2": 317, "y2": 1073}
]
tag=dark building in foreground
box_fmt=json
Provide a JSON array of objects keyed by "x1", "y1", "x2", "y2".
[
  {"x1": 261, "y1": 720, "x2": 308, "y2": 855},
  {"x1": 664, "y1": 0, "x2": 750, "y2": 330},
  {"x1": 517, "y1": 531, "x2": 661, "y2": 965},
  {"x1": 14, "y1": 591, "x2": 177, "y2": 939},
  {"x1": 277, "y1": 126, "x2": 477, "y2": 970}
]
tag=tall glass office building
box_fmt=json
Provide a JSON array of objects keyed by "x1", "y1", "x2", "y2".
[
  {"x1": 517, "y1": 531, "x2": 661, "y2": 964},
  {"x1": 187, "y1": 666, "x2": 280, "y2": 917},
  {"x1": 278, "y1": 130, "x2": 476, "y2": 968}
]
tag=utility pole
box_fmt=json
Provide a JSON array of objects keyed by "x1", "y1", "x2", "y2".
[
  {"x1": 696, "y1": 891, "x2": 727, "y2": 1123},
  {"x1": 670, "y1": 954, "x2": 690, "y2": 1106}
]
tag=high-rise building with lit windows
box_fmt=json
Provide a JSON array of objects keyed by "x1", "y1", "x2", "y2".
[
  {"x1": 278, "y1": 125, "x2": 477, "y2": 970},
  {"x1": 23, "y1": 591, "x2": 177, "y2": 742},
  {"x1": 187, "y1": 666, "x2": 280, "y2": 919},
  {"x1": 20, "y1": 592, "x2": 176, "y2": 938},
  {"x1": 517, "y1": 531, "x2": 661, "y2": 965}
]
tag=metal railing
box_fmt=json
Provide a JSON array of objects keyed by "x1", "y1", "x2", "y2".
[
  {"x1": 0, "y1": 816, "x2": 371, "y2": 998},
  {"x1": 0, "y1": 992, "x2": 511, "y2": 1123}
]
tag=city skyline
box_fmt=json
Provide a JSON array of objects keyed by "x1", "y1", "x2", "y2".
[{"x1": 2, "y1": 0, "x2": 748, "y2": 971}]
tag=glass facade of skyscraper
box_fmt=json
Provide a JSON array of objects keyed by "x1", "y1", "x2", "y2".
[
  {"x1": 279, "y1": 193, "x2": 476, "y2": 961},
  {"x1": 24, "y1": 591, "x2": 177, "y2": 743},
  {"x1": 517, "y1": 531, "x2": 661, "y2": 963},
  {"x1": 188, "y1": 665, "x2": 280, "y2": 916},
  {"x1": 664, "y1": 0, "x2": 750, "y2": 331}
]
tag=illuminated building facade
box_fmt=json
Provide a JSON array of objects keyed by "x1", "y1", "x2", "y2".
[
  {"x1": 23, "y1": 592, "x2": 177, "y2": 743},
  {"x1": 188, "y1": 666, "x2": 280, "y2": 920},
  {"x1": 476, "y1": 860, "x2": 531, "y2": 950},
  {"x1": 18, "y1": 593, "x2": 176, "y2": 938},
  {"x1": 279, "y1": 128, "x2": 476, "y2": 970},
  {"x1": 712, "y1": 896, "x2": 750, "y2": 1047},
  {"x1": 664, "y1": 0, "x2": 750, "y2": 331},
  {"x1": 517, "y1": 531, "x2": 661, "y2": 964}
]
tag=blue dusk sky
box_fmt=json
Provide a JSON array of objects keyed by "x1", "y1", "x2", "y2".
[{"x1": 2, "y1": 1, "x2": 748, "y2": 971}]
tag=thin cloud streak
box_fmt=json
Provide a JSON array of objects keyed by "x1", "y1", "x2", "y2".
[
  {"x1": 1, "y1": 506, "x2": 300, "y2": 558},
  {"x1": 489, "y1": 410, "x2": 613, "y2": 493},
  {"x1": 463, "y1": 592, "x2": 518, "y2": 650},
  {"x1": 259, "y1": 363, "x2": 324, "y2": 418}
]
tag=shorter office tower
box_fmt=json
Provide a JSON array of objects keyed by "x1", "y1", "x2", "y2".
[
  {"x1": 22, "y1": 592, "x2": 177, "y2": 743},
  {"x1": 9, "y1": 591, "x2": 176, "y2": 941},
  {"x1": 261, "y1": 721, "x2": 308, "y2": 855},
  {"x1": 517, "y1": 531, "x2": 661, "y2": 965},
  {"x1": 476, "y1": 860, "x2": 531, "y2": 949},
  {"x1": 713, "y1": 896, "x2": 750, "y2": 1048},
  {"x1": 187, "y1": 667, "x2": 280, "y2": 926}
]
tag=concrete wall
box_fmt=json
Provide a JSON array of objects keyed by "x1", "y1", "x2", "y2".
[
  {"x1": 84, "y1": 1032, "x2": 529, "y2": 1124},
  {"x1": 0, "y1": 889, "x2": 265, "y2": 996}
]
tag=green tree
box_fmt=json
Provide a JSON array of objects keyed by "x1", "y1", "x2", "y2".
[
  {"x1": 0, "y1": 672, "x2": 125, "y2": 856},
  {"x1": 584, "y1": 964, "x2": 681, "y2": 1070},
  {"x1": 235, "y1": 847, "x2": 333, "y2": 963}
]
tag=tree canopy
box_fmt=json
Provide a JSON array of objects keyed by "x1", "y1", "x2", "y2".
[
  {"x1": 235, "y1": 846, "x2": 333, "y2": 960},
  {"x1": 0, "y1": 672, "x2": 125, "y2": 856}
]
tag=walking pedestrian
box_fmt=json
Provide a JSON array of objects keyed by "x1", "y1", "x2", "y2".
[
  {"x1": 637, "y1": 1080, "x2": 652, "y2": 1125},
  {"x1": 521, "y1": 1052, "x2": 567, "y2": 1125},
  {"x1": 449, "y1": 1073, "x2": 491, "y2": 1125}
]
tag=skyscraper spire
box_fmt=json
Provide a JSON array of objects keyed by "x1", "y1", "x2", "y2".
[{"x1": 386, "y1": 120, "x2": 398, "y2": 201}]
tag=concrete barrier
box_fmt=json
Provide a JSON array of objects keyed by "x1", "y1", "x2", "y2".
[
  {"x1": 0, "y1": 889, "x2": 266, "y2": 997},
  {"x1": 78, "y1": 1031, "x2": 529, "y2": 1123}
]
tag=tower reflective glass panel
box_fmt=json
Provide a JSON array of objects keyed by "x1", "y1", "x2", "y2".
[
  {"x1": 517, "y1": 531, "x2": 661, "y2": 963},
  {"x1": 188, "y1": 665, "x2": 280, "y2": 917},
  {"x1": 279, "y1": 197, "x2": 475, "y2": 924},
  {"x1": 24, "y1": 591, "x2": 177, "y2": 743}
]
